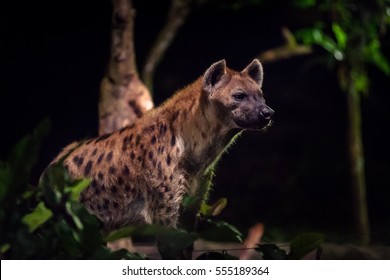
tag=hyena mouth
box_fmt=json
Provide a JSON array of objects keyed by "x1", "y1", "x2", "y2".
[
  {"x1": 262, "y1": 119, "x2": 273, "y2": 130},
  {"x1": 234, "y1": 118, "x2": 271, "y2": 130},
  {"x1": 234, "y1": 109, "x2": 274, "y2": 130},
  {"x1": 257, "y1": 118, "x2": 273, "y2": 130},
  {"x1": 258, "y1": 106, "x2": 274, "y2": 130}
]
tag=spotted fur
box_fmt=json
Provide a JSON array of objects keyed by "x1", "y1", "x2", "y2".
[{"x1": 51, "y1": 59, "x2": 274, "y2": 230}]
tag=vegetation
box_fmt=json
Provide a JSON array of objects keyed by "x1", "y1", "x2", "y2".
[
  {"x1": 0, "y1": 120, "x2": 141, "y2": 259},
  {"x1": 0, "y1": 121, "x2": 240, "y2": 259},
  {"x1": 0, "y1": 121, "x2": 324, "y2": 259},
  {"x1": 294, "y1": 0, "x2": 390, "y2": 245}
]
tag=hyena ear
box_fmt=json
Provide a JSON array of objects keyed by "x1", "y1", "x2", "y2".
[
  {"x1": 241, "y1": 59, "x2": 263, "y2": 87},
  {"x1": 203, "y1": 59, "x2": 227, "y2": 93}
]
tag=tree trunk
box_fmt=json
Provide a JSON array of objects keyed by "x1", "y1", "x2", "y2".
[
  {"x1": 346, "y1": 73, "x2": 370, "y2": 245},
  {"x1": 99, "y1": 0, "x2": 154, "y2": 135}
]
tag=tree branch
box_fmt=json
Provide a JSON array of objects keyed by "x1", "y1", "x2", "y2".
[
  {"x1": 258, "y1": 27, "x2": 312, "y2": 63},
  {"x1": 142, "y1": 0, "x2": 192, "y2": 92}
]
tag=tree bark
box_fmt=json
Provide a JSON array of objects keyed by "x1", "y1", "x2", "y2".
[
  {"x1": 346, "y1": 71, "x2": 370, "y2": 245},
  {"x1": 99, "y1": 0, "x2": 154, "y2": 135}
]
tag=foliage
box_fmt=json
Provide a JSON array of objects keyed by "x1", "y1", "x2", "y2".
[
  {"x1": 256, "y1": 243, "x2": 288, "y2": 260},
  {"x1": 1, "y1": 121, "x2": 329, "y2": 259},
  {"x1": 257, "y1": 232, "x2": 325, "y2": 260},
  {"x1": 0, "y1": 121, "x2": 243, "y2": 259},
  {"x1": 0, "y1": 120, "x2": 142, "y2": 259},
  {"x1": 197, "y1": 219, "x2": 243, "y2": 243},
  {"x1": 293, "y1": 0, "x2": 390, "y2": 246},
  {"x1": 295, "y1": 0, "x2": 390, "y2": 90},
  {"x1": 200, "y1": 198, "x2": 228, "y2": 217}
]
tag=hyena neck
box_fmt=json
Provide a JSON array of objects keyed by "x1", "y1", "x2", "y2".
[{"x1": 168, "y1": 80, "x2": 238, "y2": 176}]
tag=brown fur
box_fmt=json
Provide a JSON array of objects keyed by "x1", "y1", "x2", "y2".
[{"x1": 51, "y1": 59, "x2": 274, "y2": 230}]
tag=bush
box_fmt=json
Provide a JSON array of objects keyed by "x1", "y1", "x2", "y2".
[
  {"x1": 0, "y1": 120, "x2": 324, "y2": 259},
  {"x1": 0, "y1": 120, "x2": 245, "y2": 260}
]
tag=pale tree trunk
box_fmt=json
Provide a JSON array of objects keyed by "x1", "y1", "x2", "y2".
[
  {"x1": 99, "y1": 0, "x2": 192, "y2": 135},
  {"x1": 100, "y1": 0, "x2": 192, "y2": 254},
  {"x1": 102, "y1": 0, "x2": 154, "y2": 253},
  {"x1": 99, "y1": 0, "x2": 154, "y2": 135}
]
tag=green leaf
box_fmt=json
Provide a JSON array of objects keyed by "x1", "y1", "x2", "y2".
[
  {"x1": 9, "y1": 119, "x2": 50, "y2": 181},
  {"x1": 289, "y1": 232, "x2": 324, "y2": 259},
  {"x1": 65, "y1": 178, "x2": 91, "y2": 201},
  {"x1": 22, "y1": 189, "x2": 36, "y2": 200},
  {"x1": 0, "y1": 119, "x2": 50, "y2": 205},
  {"x1": 199, "y1": 219, "x2": 243, "y2": 243},
  {"x1": 200, "y1": 203, "x2": 212, "y2": 216},
  {"x1": 105, "y1": 224, "x2": 198, "y2": 243},
  {"x1": 105, "y1": 226, "x2": 138, "y2": 242},
  {"x1": 332, "y1": 23, "x2": 347, "y2": 49},
  {"x1": 200, "y1": 198, "x2": 227, "y2": 217},
  {"x1": 182, "y1": 195, "x2": 198, "y2": 209},
  {"x1": 105, "y1": 224, "x2": 161, "y2": 242},
  {"x1": 365, "y1": 39, "x2": 390, "y2": 75},
  {"x1": 22, "y1": 202, "x2": 53, "y2": 232},
  {"x1": 39, "y1": 163, "x2": 74, "y2": 207},
  {"x1": 107, "y1": 225, "x2": 198, "y2": 259},
  {"x1": 256, "y1": 243, "x2": 287, "y2": 260},
  {"x1": 295, "y1": 27, "x2": 343, "y2": 60},
  {"x1": 157, "y1": 228, "x2": 198, "y2": 257},
  {"x1": 1, "y1": 243, "x2": 10, "y2": 254},
  {"x1": 65, "y1": 201, "x2": 84, "y2": 231}
]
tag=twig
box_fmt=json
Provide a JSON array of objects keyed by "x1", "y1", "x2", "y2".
[
  {"x1": 142, "y1": 0, "x2": 192, "y2": 93},
  {"x1": 258, "y1": 27, "x2": 312, "y2": 64}
]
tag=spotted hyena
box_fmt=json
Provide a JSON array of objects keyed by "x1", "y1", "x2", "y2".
[{"x1": 51, "y1": 59, "x2": 274, "y2": 231}]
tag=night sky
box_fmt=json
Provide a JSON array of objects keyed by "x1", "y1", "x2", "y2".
[{"x1": 2, "y1": 0, "x2": 390, "y2": 242}]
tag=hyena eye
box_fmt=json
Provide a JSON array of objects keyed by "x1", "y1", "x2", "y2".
[{"x1": 233, "y1": 92, "x2": 247, "y2": 101}]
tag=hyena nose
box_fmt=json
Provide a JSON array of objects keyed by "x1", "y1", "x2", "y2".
[{"x1": 260, "y1": 106, "x2": 274, "y2": 120}]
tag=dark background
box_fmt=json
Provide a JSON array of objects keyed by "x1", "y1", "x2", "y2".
[{"x1": 1, "y1": 0, "x2": 390, "y2": 243}]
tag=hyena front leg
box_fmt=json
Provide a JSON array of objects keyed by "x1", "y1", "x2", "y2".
[{"x1": 152, "y1": 184, "x2": 185, "y2": 227}]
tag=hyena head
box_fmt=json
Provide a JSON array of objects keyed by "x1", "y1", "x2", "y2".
[{"x1": 202, "y1": 59, "x2": 274, "y2": 130}]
